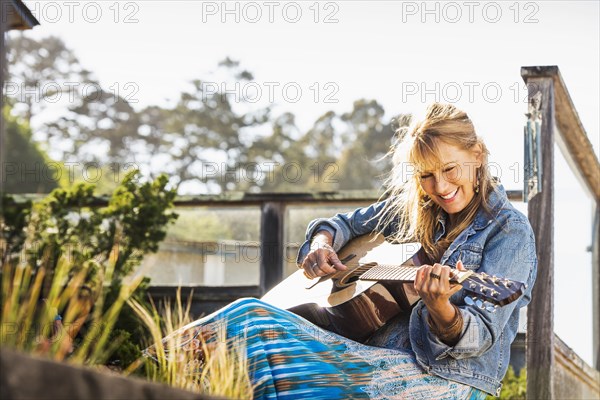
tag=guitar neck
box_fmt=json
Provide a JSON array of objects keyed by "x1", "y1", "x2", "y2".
[{"x1": 359, "y1": 264, "x2": 419, "y2": 282}]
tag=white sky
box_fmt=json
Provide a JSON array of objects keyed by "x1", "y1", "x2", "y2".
[{"x1": 13, "y1": 0, "x2": 600, "y2": 366}]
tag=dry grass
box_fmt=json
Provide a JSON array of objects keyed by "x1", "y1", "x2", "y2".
[{"x1": 126, "y1": 289, "x2": 254, "y2": 399}]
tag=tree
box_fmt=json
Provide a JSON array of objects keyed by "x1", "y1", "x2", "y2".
[
  {"x1": 336, "y1": 100, "x2": 409, "y2": 190},
  {"x1": 6, "y1": 34, "x2": 139, "y2": 177},
  {"x1": 7, "y1": 35, "x2": 411, "y2": 194},
  {"x1": 137, "y1": 61, "x2": 271, "y2": 193},
  {"x1": 248, "y1": 101, "x2": 406, "y2": 192},
  {"x1": 2, "y1": 105, "x2": 59, "y2": 194},
  {"x1": 44, "y1": 86, "x2": 142, "y2": 165},
  {"x1": 6, "y1": 35, "x2": 94, "y2": 123}
]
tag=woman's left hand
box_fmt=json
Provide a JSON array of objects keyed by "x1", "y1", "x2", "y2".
[{"x1": 414, "y1": 260, "x2": 466, "y2": 312}]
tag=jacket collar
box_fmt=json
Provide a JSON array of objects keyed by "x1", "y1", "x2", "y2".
[{"x1": 472, "y1": 182, "x2": 508, "y2": 230}]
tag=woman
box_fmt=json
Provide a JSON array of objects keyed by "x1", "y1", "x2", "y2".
[{"x1": 165, "y1": 103, "x2": 537, "y2": 399}]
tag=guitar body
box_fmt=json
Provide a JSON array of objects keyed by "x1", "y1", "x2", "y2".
[{"x1": 261, "y1": 234, "x2": 424, "y2": 342}]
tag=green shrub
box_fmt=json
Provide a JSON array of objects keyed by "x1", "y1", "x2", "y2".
[
  {"x1": 486, "y1": 366, "x2": 526, "y2": 399},
  {"x1": 1, "y1": 171, "x2": 178, "y2": 367}
]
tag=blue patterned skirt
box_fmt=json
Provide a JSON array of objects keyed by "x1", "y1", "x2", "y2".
[{"x1": 167, "y1": 297, "x2": 488, "y2": 399}]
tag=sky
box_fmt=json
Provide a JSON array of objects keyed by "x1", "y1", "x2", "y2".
[{"x1": 11, "y1": 0, "x2": 600, "y2": 366}]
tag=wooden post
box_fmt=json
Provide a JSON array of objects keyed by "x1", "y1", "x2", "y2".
[
  {"x1": 593, "y1": 203, "x2": 600, "y2": 370},
  {"x1": 523, "y1": 75, "x2": 555, "y2": 399},
  {"x1": 259, "y1": 202, "x2": 285, "y2": 295}
]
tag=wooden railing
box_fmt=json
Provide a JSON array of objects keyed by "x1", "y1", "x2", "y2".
[{"x1": 521, "y1": 65, "x2": 600, "y2": 400}]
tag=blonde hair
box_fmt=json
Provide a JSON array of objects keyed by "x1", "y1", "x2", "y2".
[{"x1": 375, "y1": 103, "x2": 498, "y2": 263}]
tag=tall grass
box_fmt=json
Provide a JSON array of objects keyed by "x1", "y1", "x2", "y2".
[
  {"x1": 0, "y1": 252, "x2": 143, "y2": 366},
  {"x1": 126, "y1": 289, "x2": 254, "y2": 399}
]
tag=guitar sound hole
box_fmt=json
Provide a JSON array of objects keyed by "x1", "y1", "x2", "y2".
[{"x1": 339, "y1": 272, "x2": 360, "y2": 285}]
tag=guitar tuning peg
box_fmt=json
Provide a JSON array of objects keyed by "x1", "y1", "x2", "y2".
[
  {"x1": 465, "y1": 296, "x2": 475, "y2": 306},
  {"x1": 475, "y1": 299, "x2": 484, "y2": 309}
]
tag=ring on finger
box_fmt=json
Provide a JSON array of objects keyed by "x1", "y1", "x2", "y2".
[
  {"x1": 429, "y1": 272, "x2": 441, "y2": 280},
  {"x1": 311, "y1": 262, "x2": 319, "y2": 269}
]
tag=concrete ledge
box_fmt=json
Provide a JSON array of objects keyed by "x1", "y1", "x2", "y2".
[{"x1": 0, "y1": 348, "x2": 224, "y2": 400}]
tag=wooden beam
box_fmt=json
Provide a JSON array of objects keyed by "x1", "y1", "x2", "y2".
[
  {"x1": 175, "y1": 190, "x2": 384, "y2": 206},
  {"x1": 2, "y1": 0, "x2": 40, "y2": 30},
  {"x1": 521, "y1": 66, "x2": 600, "y2": 202},
  {"x1": 523, "y1": 76, "x2": 555, "y2": 400}
]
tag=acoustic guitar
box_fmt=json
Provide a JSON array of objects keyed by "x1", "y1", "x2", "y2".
[{"x1": 261, "y1": 233, "x2": 525, "y2": 342}]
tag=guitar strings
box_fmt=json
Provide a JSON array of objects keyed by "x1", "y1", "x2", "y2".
[
  {"x1": 347, "y1": 262, "x2": 515, "y2": 296},
  {"x1": 341, "y1": 263, "x2": 519, "y2": 306}
]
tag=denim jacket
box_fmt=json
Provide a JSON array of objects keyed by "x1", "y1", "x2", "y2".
[{"x1": 296, "y1": 184, "x2": 537, "y2": 396}]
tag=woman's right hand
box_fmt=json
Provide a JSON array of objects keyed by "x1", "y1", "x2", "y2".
[{"x1": 300, "y1": 231, "x2": 347, "y2": 279}]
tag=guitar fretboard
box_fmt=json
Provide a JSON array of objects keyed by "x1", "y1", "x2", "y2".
[{"x1": 359, "y1": 264, "x2": 419, "y2": 282}]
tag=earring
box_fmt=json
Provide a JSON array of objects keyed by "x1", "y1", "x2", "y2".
[{"x1": 474, "y1": 168, "x2": 481, "y2": 194}]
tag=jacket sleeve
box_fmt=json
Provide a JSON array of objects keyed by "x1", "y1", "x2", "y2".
[
  {"x1": 410, "y1": 218, "x2": 538, "y2": 360},
  {"x1": 295, "y1": 200, "x2": 393, "y2": 266}
]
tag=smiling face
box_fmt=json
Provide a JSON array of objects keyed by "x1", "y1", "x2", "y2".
[{"x1": 417, "y1": 141, "x2": 482, "y2": 217}]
